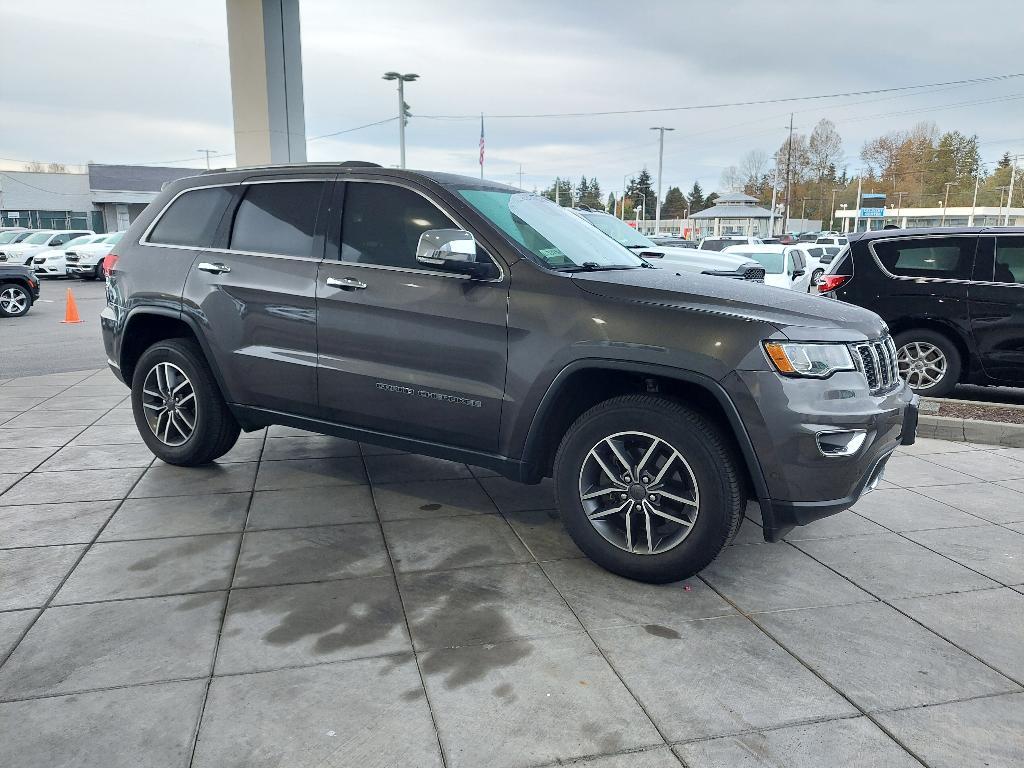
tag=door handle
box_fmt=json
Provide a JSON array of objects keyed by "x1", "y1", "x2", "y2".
[
  {"x1": 197, "y1": 262, "x2": 231, "y2": 275},
  {"x1": 326, "y1": 276, "x2": 368, "y2": 291}
]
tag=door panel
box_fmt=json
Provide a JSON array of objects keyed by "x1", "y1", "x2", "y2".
[
  {"x1": 316, "y1": 180, "x2": 508, "y2": 452},
  {"x1": 969, "y1": 235, "x2": 1024, "y2": 383},
  {"x1": 181, "y1": 178, "x2": 328, "y2": 414}
]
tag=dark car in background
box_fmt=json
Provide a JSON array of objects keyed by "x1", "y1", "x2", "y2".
[
  {"x1": 0, "y1": 263, "x2": 41, "y2": 317},
  {"x1": 820, "y1": 227, "x2": 1024, "y2": 396}
]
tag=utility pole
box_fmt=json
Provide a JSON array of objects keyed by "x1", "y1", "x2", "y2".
[
  {"x1": 829, "y1": 188, "x2": 842, "y2": 231},
  {"x1": 649, "y1": 127, "x2": 674, "y2": 235},
  {"x1": 518, "y1": 165, "x2": 524, "y2": 190},
  {"x1": 800, "y1": 197, "x2": 810, "y2": 227},
  {"x1": 555, "y1": 176, "x2": 560, "y2": 206},
  {"x1": 854, "y1": 176, "x2": 863, "y2": 233},
  {"x1": 894, "y1": 191, "x2": 908, "y2": 222},
  {"x1": 942, "y1": 181, "x2": 958, "y2": 226},
  {"x1": 1005, "y1": 159, "x2": 1017, "y2": 226},
  {"x1": 383, "y1": 71, "x2": 418, "y2": 168},
  {"x1": 196, "y1": 149, "x2": 216, "y2": 169},
  {"x1": 782, "y1": 113, "x2": 794, "y2": 234}
]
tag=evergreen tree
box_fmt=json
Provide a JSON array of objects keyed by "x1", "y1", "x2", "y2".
[
  {"x1": 542, "y1": 178, "x2": 574, "y2": 206},
  {"x1": 662, "y1": 186, "x2": 687, "y2": 218},
  {"x1": 687, "y1": 181, "x2": 706, "y2": 212},
  {"x1": 705, "y1": 192, "x2": 719, "y2": 209},
  {"x1": 606, "y1": 191, "x2": 616, "y2": 214},
  {"x1": 626, "y1": 168, "x2": 656, "y2": 218}
]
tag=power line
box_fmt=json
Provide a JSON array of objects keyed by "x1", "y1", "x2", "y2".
[{"x1": 419, "y1": 72, "x2": 1024, "y2": 120}]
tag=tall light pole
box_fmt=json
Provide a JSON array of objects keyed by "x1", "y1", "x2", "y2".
[
  {"x1": 782, "y1": 113, "x2": 795, "y2": 234},
  {"x1": 829, "y1": 188, "x2": 843, "y2": 231},
  {"x1": 197, "y1": 149, "x2": 216, "y2": 170},
  {"x1": 382, "y1": 71, "x2": 418, "y2": 168},
  {"x1": 942, "y1": 181, "x2": 958, "y2": 226},
  {"x1": 893, "y1": 191, "x2": 908, "y2": 223},
  {"x1": 650, "y1": 127, "x2": 674, "y2": 235},
  {"x1": 1005, "y1": 158, "x2": 1018, "y2": 226}
]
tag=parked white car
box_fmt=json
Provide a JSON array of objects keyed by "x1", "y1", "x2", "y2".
[
  {"x1": 723, "y1": 244, "x2": 813, "y2": 292},
  {"x1": 0, "y1": 229, "x2": 95, "y2": 266},
  {"x1": 789, "y1": 244, "x2": 831, "y2": 286},
  {"x1": 66, "y1": 231, "x2": 125, "y2": 280},
  {"x1": 698, "y1": 236, "x2": 763, "y2": 251},
  {"x1": 32, "y1": 234, "x2": 109, "y2": 278},
  {"x1": 815, "y1": 235, "x2": 848, "y2": 247}
]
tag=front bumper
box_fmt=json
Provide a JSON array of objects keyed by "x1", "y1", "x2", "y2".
[
  {"x1": 723, "y1": 369, "x2": 918, "y2": 541},
  {"x1": 68, "y1": 264, "x2": 98, "y2": 275}
]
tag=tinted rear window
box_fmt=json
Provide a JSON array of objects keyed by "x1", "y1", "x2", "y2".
[
  {"x1": 148, "y1": 186, "x2": 234, "y2": 248},
  {"x1": 872, "y1": 237, "x2": 976, "y2": 280},
  {"x1": 229, "y1": 181, "x2": 324, "y2": 257}
]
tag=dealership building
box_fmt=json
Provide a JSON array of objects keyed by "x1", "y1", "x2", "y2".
[
  {"x1": 0, "y1": 164, "x2": 202, "y2": 233},
  {"x1": 836, "y1": 205, "x2": 1024, "y2": 231}
]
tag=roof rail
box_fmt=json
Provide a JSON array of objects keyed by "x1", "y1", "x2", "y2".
[{"x1": 202, "y1": 160, "x2": 383, "y2": 174}]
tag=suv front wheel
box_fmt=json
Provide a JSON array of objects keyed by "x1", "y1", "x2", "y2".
[
  {"x1": 131, "y1": 338, "x2": 240, "y2": 465},
  {"x1": 553, "y1": 395, "x2": 744, "y2": 583}
]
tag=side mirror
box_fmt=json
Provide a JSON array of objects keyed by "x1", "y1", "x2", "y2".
[
  {"x1": 793, "y1": 269, "x2": 806, "y2": 279},
  {"x1": 416, "y1": 229, "x2": 495, "y2": 279}
]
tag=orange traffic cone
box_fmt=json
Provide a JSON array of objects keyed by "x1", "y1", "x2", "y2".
[{"x1": 61, "y1": 287, "x2": 83, "y2": 324}]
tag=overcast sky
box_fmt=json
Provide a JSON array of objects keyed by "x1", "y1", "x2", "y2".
[{"x1": 4, "y1": 0, "x2": 1024, "y2": 197}]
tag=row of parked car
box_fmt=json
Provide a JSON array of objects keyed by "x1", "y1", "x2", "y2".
[
  {"x1": 570, "y1": 213, "x2": 843, "y2": 293},
  {"x1": 0, "y1": 228, "x2": 125, "y2": 281}
]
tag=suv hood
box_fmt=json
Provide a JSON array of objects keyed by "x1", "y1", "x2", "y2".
[
  {"x1": 632, "y1": 245, "x2": 756, "y2": 274},
  {"x1": 572, "y1": 267, "x2": 887, "y2": 341}
]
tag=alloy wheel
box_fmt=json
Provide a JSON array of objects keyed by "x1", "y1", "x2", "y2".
[
  {"x1": 0, "y1": 287, "x2": 28, "y2": 315},
  {"x1": 141, "y1": 362, "x2": 197, "y2": 446},
  {"x1": 578, "y1": 430, "x2": 700, "y2": 555},
  {"x1": 896, "y1": 341, "x2": 947, "y2": 390}
]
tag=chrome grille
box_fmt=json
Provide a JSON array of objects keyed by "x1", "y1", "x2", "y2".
[
  {"x1": 852, "y1": 336, "x2": 900, "y2": 394},
  {"x1": 66, "y1": 253, "x2": 79, "y2": 263}
]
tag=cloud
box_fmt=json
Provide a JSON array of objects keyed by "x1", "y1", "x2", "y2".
[{"x1": 3, "y1": 0, "x2": 1024, "y2": 195}]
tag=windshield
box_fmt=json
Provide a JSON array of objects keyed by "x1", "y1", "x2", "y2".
[
  {"x1": 63, "y1": 235, "x2": 95, "y2": 248},
  {"x1": 457, "y1": 190, "x2": 644, "y2": 270},
  {"x1": 0, "y1": 231, "x2": 22, "y2": 244},
  {"x1": 729, "y1": 250, "x2": 785, "y2": 274},
  {"x1": 577, "y1": 212, "x2": 653, "y2": 248},
  {"x1": 24, "y1": 232, "x2": 55, "y2": 244},
  {"x1": 105, "y1": 232, "x2": 125, "y2": 244}
]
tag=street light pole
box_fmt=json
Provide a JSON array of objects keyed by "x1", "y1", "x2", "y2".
[
  {"x1": 649, "y1": 127, "x2": 674, "y2": 235},
  {"x1": 783, "y1": 113, "x2": 794, "y2": 234},
  {"x1": 383, "y1": 71, "x2": 418, "y2": 168},
  {"x1": 1005, "y1": 159, "x2": 1017, "y2": 226},
  {"x1": 969, "y1": 174, "x2": 980, "y2": 227}
]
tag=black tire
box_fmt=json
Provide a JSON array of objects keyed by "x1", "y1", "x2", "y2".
[
  {"x1": 811, "y1": 268, "x2": 824, "y2": 285},
  {"x1": 0, "y1": 283, "x2": 33, "y2": 317},
  {"x1": 553, "y1": 394, "x2": 744, "y2": 584},
  {"x1": 131, "y1": 338, "x2": 240, "y2": 465},
  {"x1": 893, "y1": 329, "x2": 961, "y2": 397}
]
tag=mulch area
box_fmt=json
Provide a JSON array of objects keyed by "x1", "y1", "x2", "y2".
[{"x1": 926, "y1": 398, "x2": 1024, "y2": 425}]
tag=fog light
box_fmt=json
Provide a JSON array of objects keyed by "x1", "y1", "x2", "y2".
[{"x1": 816, "y1": 430, "x2": 867, "y2": 457}]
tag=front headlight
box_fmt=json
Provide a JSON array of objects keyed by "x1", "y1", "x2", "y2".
[{"x1": 763, "y1": 341, "x2": 855, "y2": 378}]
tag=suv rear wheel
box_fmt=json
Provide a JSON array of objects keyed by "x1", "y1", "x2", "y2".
[
  {"x1": 553, "y1": 395, "x2": 744, "y2": 583},
  {"x1": 894, "y1": 329, "x2": 961, "y2": 397},
  {"x1": 0, "y1": 283, "x2": 32, "y2": 317},
  {"x1": 131, "y1": 338, "x2": 240, "y2": 465}
]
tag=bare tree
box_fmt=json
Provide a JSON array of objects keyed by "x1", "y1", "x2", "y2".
[
  {"x1": 46, "y1": 162, "x2": 67, "y2": 173},
  {"x1": 738, "y1": 150, "x2": 769, "y2": 187},
  {"x1": 808, "y1": 119, "x2": 843, "y2": 181},
  {"x1": 719, "y1": 165, "x2": 744, "y2": 192},
  {"x1": 25, "y1": 160, "x2": 45, "y2": 173}
]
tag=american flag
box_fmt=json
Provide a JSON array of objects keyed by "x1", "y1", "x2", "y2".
[{"x1": 479, "y1": 114, "x2": 485, "y2": 175}]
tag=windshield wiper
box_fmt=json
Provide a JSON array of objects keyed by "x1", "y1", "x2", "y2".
[{"x1": 556, "y1": 262, "x2": 643, "y2": 273}]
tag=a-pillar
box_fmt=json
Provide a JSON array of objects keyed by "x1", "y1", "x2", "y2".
[{"x1": 225, "y1": 0, "x2": 307, "y2": 165}]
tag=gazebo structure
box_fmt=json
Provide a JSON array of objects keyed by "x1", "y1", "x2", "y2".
[{"x1": 691, "y1": 192, "x2": 776, "y2": 238}]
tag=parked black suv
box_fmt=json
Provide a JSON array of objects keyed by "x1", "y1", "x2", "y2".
[
  {"x1": 820, "y1": 227, "x2": 1024, "y2": 397},
  {"x1": 0, "y1": 264, "x2": 40, "y2": 317},
  {"x1": 102, "y1": 164, "x2": 917, "y2": 582}
]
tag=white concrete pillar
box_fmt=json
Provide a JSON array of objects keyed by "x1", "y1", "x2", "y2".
[{"x1": 226, "y1": 0, "x2": 307, "y2": 165}]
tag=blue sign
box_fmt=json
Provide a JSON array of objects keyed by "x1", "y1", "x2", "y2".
[{"x1": 859, "y1": 207, "x2": 886, "y2": 218}]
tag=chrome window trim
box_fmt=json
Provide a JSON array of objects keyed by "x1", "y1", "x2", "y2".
[
  {"x1": 336, "y1": 176, "x2": 505, "y2": 284},
  {"x1": 865, "y1": 233, "x2": 1024, "y2": 287}
]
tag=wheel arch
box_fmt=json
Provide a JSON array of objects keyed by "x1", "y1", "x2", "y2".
[
  {"x1": 119, "y1": 308, "x2": 234, "y2": 414},
  {"x1": 518, "y1": 360, "x2": 770, "y2": 506}
]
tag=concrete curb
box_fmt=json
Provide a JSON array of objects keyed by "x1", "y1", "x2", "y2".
[{"x1": 917, "y1": 414, "x2": 1024, "y2": 448}]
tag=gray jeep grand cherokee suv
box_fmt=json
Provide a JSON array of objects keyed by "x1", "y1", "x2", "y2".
[{"x1": 101, "y1": 163, "x2": 918, "y2": 583}]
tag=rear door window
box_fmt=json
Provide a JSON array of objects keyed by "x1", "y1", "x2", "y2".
[
  {"x1": 993, "y1": 236, "x2": 1024, "y2": 284},
  {"x1": 148, "y1": 186, "x2": 235, "y2": 248},
  {"x1": 872, "y1": 237, "x2": 976, "y2": 280},
  {"x1": 229, "y1": 181, "x2": 325, "y2": 257}
]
